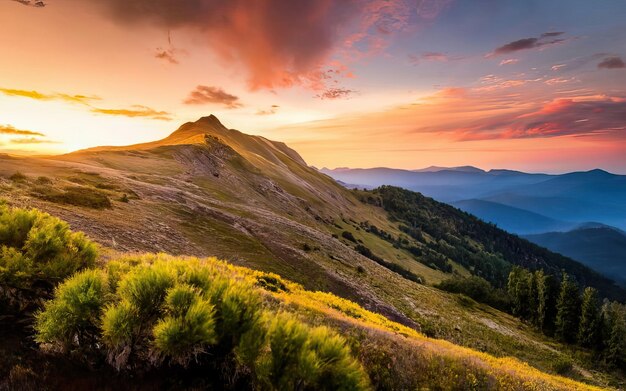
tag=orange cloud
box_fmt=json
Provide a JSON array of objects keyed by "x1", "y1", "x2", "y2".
[
  {"x1": 0, "y1": 124, "x2": 44, "y2": 137},
  {"x1": 10, "y1": 137, "x2": 59, "y2": 144},
  {"x1": 184, "y1": 86, "x2": 242, "y2": 108},
  {"x1": 256, "y1": 105, "x2": 280, "y2": 116},
  {"x1": 0, "y1": 87, "x2": 99, "y2": 104},
  {"x1": 91, "y1": 105, "x2": 172, "y2": 120},
  {"x1": 1, "y1": 87, "x2": 171, "y2": 121}
]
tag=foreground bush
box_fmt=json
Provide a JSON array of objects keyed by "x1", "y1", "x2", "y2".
[
  {"x1": 0, "y1": 203, "x2": 97, "y2": 310},
  {"x1": 35, "y1": 254, "x2": 370, "y2": 389},
  {"x1": 35, "y1": 270, "x2": 108, "y2": 352},
  {"x1": 256, "y1": 313, "x2": 368, "y2": 391}
]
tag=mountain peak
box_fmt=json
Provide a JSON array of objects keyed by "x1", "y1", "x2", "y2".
[
  {"x1": 414, "y1": 165, "x2": 485, "y2": 173},
  {"x1": 587, "y1": 168, "x2": 612, "y2": 176},
  {"x1": 195, "y1": 114, "x2": 227, "y2": 129}
]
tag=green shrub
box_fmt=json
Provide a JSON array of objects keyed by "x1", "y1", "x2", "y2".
[
  {"x1": 256, "y1": 313, "x2": 369, "y2": 391},
  {"x1": 35, "y1": 270, "x2": 109, "y2": 351},
  {"x1": 55, "y1": 186, "x2": 112, "y2": 209},
  {"x1": 217, "y1": 283, "x2": 262, "y2": 344},
  {"x1": 116, "y1": 264, "x2": 174, "y2": 318},
  {"x1": 35, "y1": 176, "x2": 52, "y2": 185},
  {"x1": 9, "y1": 171, "x2": 27, "y2": 182},
  {"x1": 255, "y1": 274, "x2": 289, "y2": 293},
  {"x1": 101, "y1": 300, "x2": 138, "y2": 352},
  {"x1": 437, "y1": 276, "x2": 511, "y2": 311},
  {"x1": 342, "y1": 231, "x2": 357, "y2": 242},
  {"x1": 0, "y1": 205, "x2": 98, "y2": 309},
  {"x1": 153, "y1": 286, "x2": 217, "y2": 365},
  {"x1": 551, "y1": 356, "x2": 573, "y2": 375}
]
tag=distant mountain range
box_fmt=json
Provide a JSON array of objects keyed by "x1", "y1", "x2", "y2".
[
  {"x1": 320, "y1": 166, "x2": 626, "y2": 231},
  {"x1": 452, "y1": 199, "x2": 575, "y2": 235},
  {"x1": 321, "y1": 165, "x2": 626, "y2": 283},
  {"x1": 525, "y1": 225, "x2": 626, "y2": 286}
]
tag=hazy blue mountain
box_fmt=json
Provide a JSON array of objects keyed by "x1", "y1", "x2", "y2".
[
  {"x1": 321, "y1": 167, "x2": 626, "y2": 231},
  {"x1": 319, "y1": 167, "x2": 553, "y2": 202},
  {"x1": 412, "y1": 165, "x2": 485, "y2": 173},
  {"x1": 482, "y1": 170, "x2": 626, "y2": 230},
  {"x1": 452, "y1": 199, "x2": 575, "y2": 235},
  {"x1": 525, "y1": 226, "x2": 626, "y2": 286}
]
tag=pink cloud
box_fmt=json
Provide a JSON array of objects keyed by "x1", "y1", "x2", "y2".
[
  {"x1": 499, "y1": 59, "x2": 519, "y2": 66},
  {"x1": 95, "y1": 0, "x2": 420, "y2": 90},
  {"x1": 459, "y1": 96, "x2": 626, "y2": 140}
]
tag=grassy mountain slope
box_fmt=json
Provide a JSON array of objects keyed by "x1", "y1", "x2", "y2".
[{"x1": 0, "y1": 116, "x2": 623, "y2": 387}]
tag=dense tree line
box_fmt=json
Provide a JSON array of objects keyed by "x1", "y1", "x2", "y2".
[{"x1": 507, "y1": 266, "x2": 626, "y2": 368}]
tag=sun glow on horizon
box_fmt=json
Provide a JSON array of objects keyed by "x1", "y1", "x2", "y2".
[{"x1": 1, "y1": 0, "x2": 625, "y2": 172}]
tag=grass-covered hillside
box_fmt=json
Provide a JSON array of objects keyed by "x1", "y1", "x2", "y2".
[
  {"x1": 0, "y1": 204, "x2": 611, "y2": 390},
  {"x1": 1, "y1": 116, "x2": 625, "y2": 387}
]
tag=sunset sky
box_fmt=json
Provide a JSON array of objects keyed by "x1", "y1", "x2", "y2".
[{"x1": 1, "y1": 0, "x2": 625, "y2": 173}]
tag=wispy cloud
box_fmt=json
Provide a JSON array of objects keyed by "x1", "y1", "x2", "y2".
[
  {"x1": 155, "y1": 48, "x2": 179, "y2": 64},
  {"x1": 1, "y1": 87, "x2": 172, "y2": 121},
  {"x1": 0, "y1": 124, "x2": 56, "y2": 145},
  {"x1": 10, "y1": 137, "x2": 59, "y2": 145},
  {"x1": 598, "y1": 56, "x2": 625, "y2": 69},
  {"x1": 315, "y1": 87, "x2": 357, "y2": 100},
  {"x1": 256, "y1": 105, "x2": 280, "y2": 116},
  {"x1": 409, "y1": 51, "x2": 464, "y2": 65},
  {"x1": 0, "y1": 124, "x2": 44, "y2": 137},
  {"x1": 183, "y1": 85, "x2": 242, "y2": 108},
  {"x1": 0, "y1": 88, "x2": 99, "y2": 104},
  {"x1": 11, "y1": 0, "x2": 46, "y2": 7},
  {"x1": 499, "y1": 59, "x2": 519, "y2": 66},
  {"x1": 488, "y1": 32, "x2": 567, "y2": 57},
  {"x1": 91, "y1": 105, "x2": 172, "y2": 120},
  {"x1": 154, "y1": 31, "x2": 181, "y2": 64}
]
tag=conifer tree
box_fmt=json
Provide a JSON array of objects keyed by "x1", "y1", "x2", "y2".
[
  {"x1": 554, "y1": 273, "x2": 581, "y2": 343},
  {"x1": 507, "y1": 266, "x2": 534, "y2": 320},
  {"x1": 535, "y1": 270, "x2": 557, "y2": 334},
  {"x1": 577, "y1": 287, "x2": 601, "y2": 348},
  {"x1": 603, "y1": 302, "x2": 626, "y2": 367},
  {"x1": 527, "y1": 271, "x2": 538, "y2": 324}
]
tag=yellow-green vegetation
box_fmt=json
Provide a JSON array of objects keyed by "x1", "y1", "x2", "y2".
[
  {"x1": 36, "y1": 255, "x2": 370, "y2": 390},
  {"x1": 0, "y1": 202, "x2": 97, "y2": 311},
  {"x1": 34, "y1": 253, "x2": 607, "y2": 390}
]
